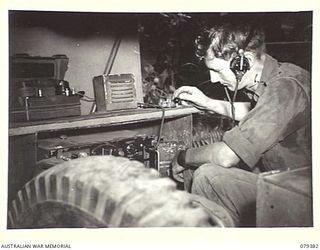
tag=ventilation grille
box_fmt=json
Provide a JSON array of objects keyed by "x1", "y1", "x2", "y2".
[
  {"x1": 104, "y1": 74, "x2": 137, "y2": 110},
  {"x1": 109, "y1": 81, "x2": 135, "y2": 103}
]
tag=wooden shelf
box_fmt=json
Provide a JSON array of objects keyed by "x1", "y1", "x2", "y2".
[{"x1": 9, "y1": 106, "x2": 199, "y2": 136}]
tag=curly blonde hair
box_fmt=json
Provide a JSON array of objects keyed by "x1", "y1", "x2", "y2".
[{"x1": 195, "y1": 22, "x2": 265, "y2": 60}]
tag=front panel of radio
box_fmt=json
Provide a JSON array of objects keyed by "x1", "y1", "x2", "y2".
[{"x1": 36, "y1": 133, "x2": 185, "y2": 179}]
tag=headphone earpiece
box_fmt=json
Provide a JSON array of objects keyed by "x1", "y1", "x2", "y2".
[
  {"x1": 230, "y1": 49, "x2": 250, "y2": 82},
  {"x1": 230, "y1": 26, "x2": 255, "y2": 82}
]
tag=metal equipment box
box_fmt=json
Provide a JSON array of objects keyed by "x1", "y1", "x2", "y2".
[
  {"x1": 9, "y1": 54, "x2": 81, "y2": 122},
  {"x1": 93, "y1": 73, "x2": 138, "y2": 112},
  {"x1": 256, "y1": 167, "x2": 312, "y2": 227}
]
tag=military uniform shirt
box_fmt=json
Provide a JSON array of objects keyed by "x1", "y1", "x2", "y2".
[{"x1": 222, "y1": 54, "x2": 311, "y2": 171}]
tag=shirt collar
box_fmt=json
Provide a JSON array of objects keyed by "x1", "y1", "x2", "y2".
[
  {"x1": 250, "y1": 54, "x2": 280, "y2": 98},
  {"x1": 260, "y1": 54, "x2": 279, "y2": 83}
]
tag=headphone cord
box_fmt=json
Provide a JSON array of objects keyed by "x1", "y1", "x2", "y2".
[
  {"x1": 224, "y1": 78, "x2": 240, "y2": 128},
  {"x1": 225, "y1": 25, "x2": 253, "y2": 125}
]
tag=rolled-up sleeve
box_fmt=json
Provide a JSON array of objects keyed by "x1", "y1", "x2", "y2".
[
  {"x1": 223, "y1": 126, "x2": 260, "y2": 167},
  {"x1": 222, "y1": 78, "x2": 309, "y2": 168}
]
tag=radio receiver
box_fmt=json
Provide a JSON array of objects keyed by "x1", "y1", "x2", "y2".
[
  {"x1": 9, "y1": 54, "x2": 81, "y2": 122},
  {"x1": 93, "y1": 73, "x2": 138, "y2": 112}
]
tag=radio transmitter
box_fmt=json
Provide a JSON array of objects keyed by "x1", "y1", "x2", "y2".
[
  {"x1": 36, "y1": 133, "x2": 186, "y2": 179},
  {"x1": 9, "y1": 54, "x2": 81, "y2": 122}
]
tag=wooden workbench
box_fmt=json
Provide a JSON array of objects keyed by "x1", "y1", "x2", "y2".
[
  {"x1": 9, "y1": 106, "x2": 199, "y2": 136},
  {"x1": 8, "y1": 106, "x2": 199, "y2": 202}
]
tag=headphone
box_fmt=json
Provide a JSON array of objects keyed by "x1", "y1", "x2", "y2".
[
  {"x1": 229, "y1": 27, "x2": 255, "y2": 82},
  {"x1": 227, "y1": 27, "x2": 255, "y2": 127}
]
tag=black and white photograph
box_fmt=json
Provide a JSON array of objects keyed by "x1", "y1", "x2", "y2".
[{"x1": 1, "y1": 0, "x2": 319, "y2": 249}]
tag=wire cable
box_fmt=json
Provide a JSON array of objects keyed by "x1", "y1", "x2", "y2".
[
  {"x1": 224, "y1": 86, "x2": 235, "y2": 126},
  {"x1": 224, "y1": 78, "x2": 240, "y2": 128},
  {"x1": 157, "y1": 107, "x2": 165, "y2": 148},
  {"x1": 76, "y1": 92, "x2": 95, "y2": 103},
  {"x1": 137, "y1": 102, "x2": 166, "y2": 148}
]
